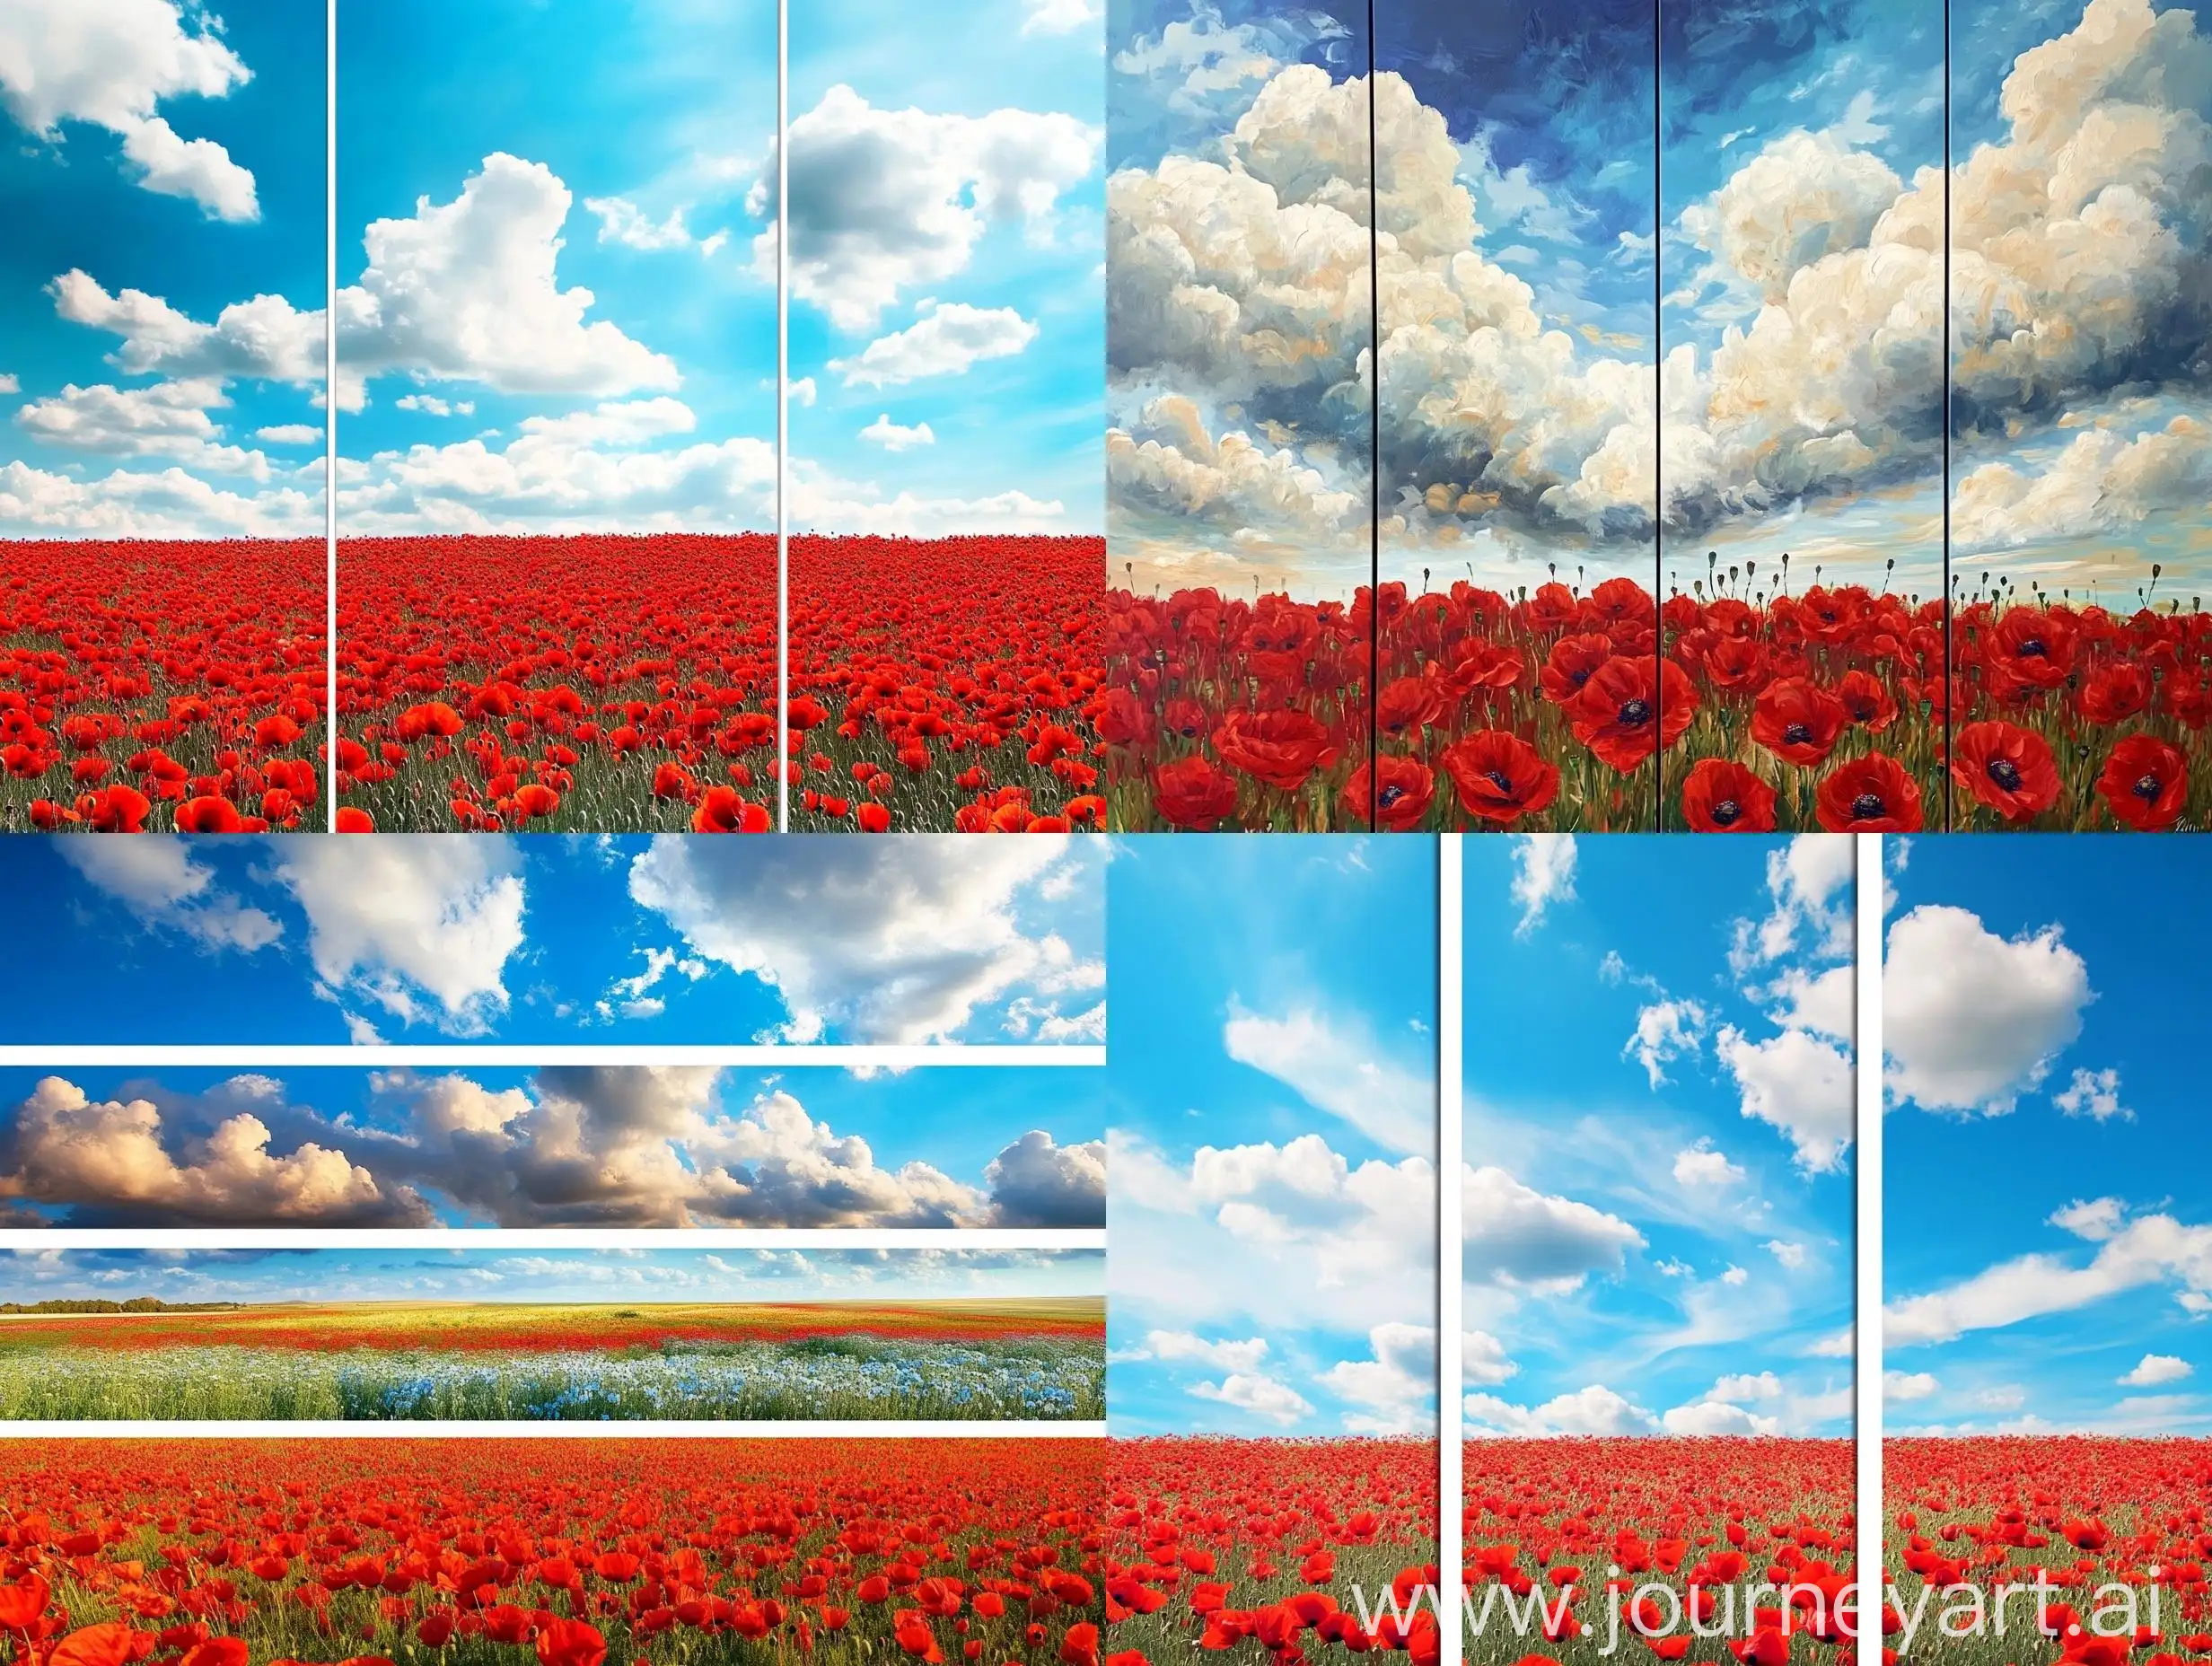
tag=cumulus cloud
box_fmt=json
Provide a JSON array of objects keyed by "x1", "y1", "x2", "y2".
[
  {"x1": 1732, "y1": 836, "x2": 1855, "y2": 974},
  {"x1": 1022, "y1": 0, "x2": 1100, "y2": 37},
  {"x1": 858, "y1": 414, "x2": 935, "y2": 451},
  {"x1": 274, "y1": 837, "x2": 527, "y2": 1034},
  {"x1": 50, "y1": 269, "x2": 322, "y2": 387},
  {"x1": 0, "y1": 1070, "x2": 1103, "y2": 1229},
  {"x1": 1884, "y1": 903, "x2": 2092, "y2": 1114},
  {"x1": 0, "y1": 1077, "x2": 419, "y2": 1226},
  {"x1": 764, "y1": 87, "x2": 1101, "y2": 331},
  {"x1": 1465, "y1": 1383, "x2": 1657, "y2": 1437},
  {"x1": 1462, "y1": 1163, "x2": 1643, "y2": 1293},
  {"x1": 1662, "y1": 1399, "x2": 1782, "y2": 1435},
  {"x1": 0, "y1": 457, "x2": 317, "y2": 538},
  {"x1": 626, "y1": 836, "x2": 1100, "y2": 1044},
  {"x1": 831, "y1": 303, "x2": 1039, "y2": 388},
  {"x1": 1138, "y1": 1329, "x2": 1270, "y2": 1372},
  {"x1": 338, "y1": 153, "x2": 680, "y2": 408},
  {"x1": 1190, "y1": 1370, "x2": 1313, "y2": 1425},
  {"x1": 1953, "y1": 416, "x2": 2212, "y2": 549},
  {"x1": 1672, "y1": 1138, "x2": 1744, "y2": 1188},
  {"x1": 1321, "y1": 1321, "x2": 1437, "y2": 1433},
  {"x1": 1716, "y1": 1023, "x2": 1854, "y2": 1171},
  {"x1": 339, "y1": 397, "x2": 777, "y2": 534},
  {"x1": 2054, "y1": 1065, "x2": 2132, "y2": 1122},
  {"x1": 2121, "y1": 1354, "x2": 2191, "y2": 1386},
  {"x1": 584, "y1": 195, "x2": 702, "y2": 252},
  {"x1": 16, "y1": 378, "x2": 268, "y2": 478},
  {"x1": 0, "y1": 0, "x2": 258, "y2": 219},
  {"x1": 1462, "y1": 1328, "x2": 1518, "y2": 1386}
]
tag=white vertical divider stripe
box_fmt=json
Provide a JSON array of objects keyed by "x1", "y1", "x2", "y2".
[
  {"x1": 1855, "y1": 832, "x2": 1884, "y2": 1642},
  {"x1": 324, "y1": 0, "x2": 338, "y2": 825},
  {"x1": 1439, "y1": 834, "x2": 1463, "y2": 1657},
  {"x1": 775, "y1": 0, "x2": 790, "y2": 831}
]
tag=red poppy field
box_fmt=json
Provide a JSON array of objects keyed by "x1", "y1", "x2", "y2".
[
  {"x1": 1102, "y1": 1439, "x2": 1439, "y2": 1666},
  {"x1": 1948, "y1": 600, "x2": 2212, "y2": 831},
  {"x1": 336, "y1": 536, "x2": 777, "y2": 834},
  {"x1": 1103, "y1": 575, "x2": 1946, "y2": 832},
  {"x1": 789, "y1": 536, "x2": 1105, "y2": 833},
  {"x1": 1462, "y1": 1439, "x2": 1856, "y2": 1666},
  {"x1": 0, "y1": 1438, "x2": 1103, "y2": 1666},
  {"x1": 0, "y1": 540, "x2": 325, "y2": 834},
  {"x1": 1887, "y1": 1438, "x2": 2212, "y2": 1666}
]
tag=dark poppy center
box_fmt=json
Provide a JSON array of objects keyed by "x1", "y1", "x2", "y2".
[
  {"x1": 1783, "y1": 723, "x2": 1813, "y2": 745},
  {"x1": 1378, "y1": 784, "x2": 1405, "y2": 809},
  {"x1": 2016, "y1": 637, "x2": 2047, "y2": 658},
  {"x1": 2135, "y1": 772, "x2": 2164, "y2": 801},
  {"x1": 1987, "y1": 758, "x2": 2022, "y2": 791},
  {"x1": 1486, "y1": 768, "x2": 1515, "y2": 794},
  {"x1": 1618, "y1": 698, "x2": 1651, "y2": 727},
  {"x1": 1710, "y1": 799, "x2": 1741, "y2": 826},
  {"x1": 1849, "y1": 792, "x2": 1887, "y2": 820}
]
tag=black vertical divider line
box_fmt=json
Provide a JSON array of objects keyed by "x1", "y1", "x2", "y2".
[{"x1": 1367, "y1": 0, "x2": 1381, "y2": 834}]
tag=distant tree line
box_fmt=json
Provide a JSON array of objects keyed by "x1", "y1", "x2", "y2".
[{"x1": 0, "y1": 1299, "x2": 246, "y2": 1314}]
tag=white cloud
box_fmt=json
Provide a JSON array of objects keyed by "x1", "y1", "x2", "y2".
[
  {"x1": 342, "y1": 397, "x2": 777, "y2": 534},
  {"x1": 1733, "y1": 836, "x2": 1855, "y2": 974},
  {"x1": 1511, "y1": 834, "x2": 1576, "y2": 936},
  {"x1": 1716, "y1": 1023, "x2": 1854, "y2": 1171},
  {"x1": 858, "y1": 414, "x2": 935, "y2": 451},
  {"x1": 50, "y1": 270, "x2": 321, "y2": 386},
  {"x1": 1463, "y1": 1162, "x2": 1643, "y2": 1293},
  {"x1": 765, "y1": 87, "x2": 1100, "y2": 330},
  {"x1": 338, "y1": 153, "x2": 680, "y2": 406},
  {"x1": 2054, "y1": 1065, "x2": 2132, "y2": 1123},
  {"x1": 584, "y1": 195, "x2": 699, "y2": 252},
  {"x1": 0, "y1": 0, "x2": 258, "y2": 219},
  {"x1": 2121, "y1": 1354, "x2": 2192, "y2": 1387},
  {"x1": 626, "y1": 836, "x2": 1099, "y2": 1044},
  {"x1": 254, "y1": 424, "x2": 321, "y2": 445},
  {"x1": 275, "y1": 837, "x2": 527, "y2": 1033},
  {"x1": 2051, "y1": 1196, "x2": 2127, "y2": 1241},
  {"x1": 1884, "y1": 904, "x2": 2091, "y2": 1114},
  {"x1": 393, "y1": 395, "x2": 473, "y2": 417},
  {"x1": 1142, "y1": 1330, "x2": 1269, "y2": 1372},
  {"x1": 1887, "y1": 1211, "x2": 2212, "y2": 1346},
  {"x1": 0, "y1": 458, "x2": 317, "y2": 538},
  {"x1": 1760, "y1": 963, "x2": 1855, "y2": 1041},
  {"x1": 1710, "y1": 1372, "x2": 1784, "y2": 1401},
  {"x1": 1462, "y1": 1328, "x2": 1518, "y2": 1387},
  {"x1": 0, "y1": 374, "x2": 16, "y2": 394},
  {"x1": 831, "y1": 302, "x2": 1039, "y2": 388},
  {"x1": 1466, "y1": 1383, "x2": 1658, "y2": 1437},
  {"x1": 0, "y1": 1076, "x2": 414, "y2": 1225},
  {"x1": 1884, "y1": 1370, "x2": 1940, "y2": 1402},
  {"x1": 1721, "y1": 1263, "x2": 1750, "y2": 1285},
  {"x1": 1626, "y1": 997, "x2": 1708, "y2": 1088},
  {"x1": 979, "y1": 1128, "x2": 1105, "y2": 1225},
  {"x1": 1321, "y1": 1322, "x2": 1437, "y2": 1434},
  {"x1": 1672, "y1": 1138, "x2": 1744, "y2": 1188},
  {"x1": 15, "y1": 378, "x2": 268, "y2": 477},
  {"x1": 1222, "y1": 1003, "x2": 1431, "y2": 1155},
  {"x1": 788, "y1": 463, "x2": 1067, "y2": 537},
  {"x1": 51, "y1": 837, "x2": 281, "y2": 952},
  {"x1": 1190, "y1": 1370, "x2": 1312, "y2": 1425},
  {"x1": 1764, "y1": 1238, "x2": 1809, "y2": 1269},
  {"x1": 1022, "y1": 0, "x2": 1101, "y2": 36},
  {"x1": 1662, "y1": 1399, "x2": 1781, "y2": 1435}
]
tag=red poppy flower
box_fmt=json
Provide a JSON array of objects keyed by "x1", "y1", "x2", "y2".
[
  {"x1": 1836, "y1": 669, "x2": 1898, "y2": 731},
  {"x1": 1538, "y1": 634, "x2": 1613, "y2": 706},
  {"x1": 1565, "y1": 657, "x2": 1693, "y2": 772},
  {"x1": 1340, "y1": 757, "x2": 1435, "y2": 830},
  {"x1": 1814, "y1": 752, "x2": 1923, "y2": 830},
  {"x1": 1750, "y1": 678, "x2": 1848, "y2": 767},
  {"x1": 2097, "y1": 733, "x2": 2189, "y2": 830},
  {"x1": 1679, "y1": 758, "x2": 1778, "y2": 832},
  {"x1": 1150, "y1": 756, "x2": 1239, "y2": 830},
  {"x1": 2078, "y1": 662, "x2": 2153, "y2": 726},
  {"x1": 535, "y1": 1619, "x2": 607, "y2": 1666},
  {"x1": 1211, "y1": 708, "x2": 1339, "y2": 792},
  {"x1": 1951, "y1": 720, "x2": 2059, "y2": 821},
  {"x1": 1439, "y1": 731, "x2": 1560, "y2": 825}
]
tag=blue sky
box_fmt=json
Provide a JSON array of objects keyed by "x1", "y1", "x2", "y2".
[
  {"x1": 1106, "y1": 835, "x2": 1440, "y2": 1435},
  {"x1": 787, "y1": 0, "x2": 1103, "y2": 535},
  {"x1": 0, "y1": 1245, "x2": 1101, "y2": 1305},
  {"x1": 0, "y1": 1062, "x2": 1105, "y2": 1228},
  {"x1": 1462, "y1": 834, "x2": 1856, "y2": 1437},
  {"x1": 1883, "y1": 837, "x2": 2212, "y2": 1434},
  {"x1": 0, "y1": 834, "x2": 1103, "y2": 1047},
  {"x1": 0, "y1": 0, "x2": 325, "y2": 536},
  {"x1": 335, "y1": 0, "x2": 778, "y2": 535}
]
